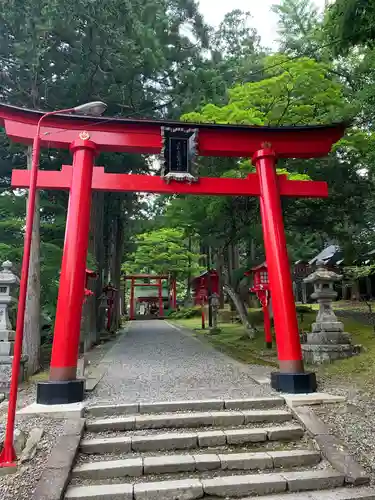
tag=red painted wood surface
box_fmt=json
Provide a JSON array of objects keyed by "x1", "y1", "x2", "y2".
[
  {"x1": 254, "y1": 149, "x2": 303, "y2": 366},
  {"x1": 49, "y1": 140, "x2": 97, "y2": 378},
  {"x1": 0, "y1": 103, "x2": 346, "y2": 158},
  {"x1": 12, "y1": 167, "x2": 328, "y2": 198}
]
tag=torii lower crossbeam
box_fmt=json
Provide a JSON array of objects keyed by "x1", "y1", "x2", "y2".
[{"x1": 12, "y1": 166, "x2": 328, "y2": 197}]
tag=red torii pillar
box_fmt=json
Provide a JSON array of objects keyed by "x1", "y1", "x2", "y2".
[
  {"x1": 2, "y1": 105, "x2": 345, "y2": 402},
  {"x1": 254, "y1": 149, "x2": 303, "y2": 377},
  {"x1": 38, "y1": 138, "x2": 96, "y2": 403}
]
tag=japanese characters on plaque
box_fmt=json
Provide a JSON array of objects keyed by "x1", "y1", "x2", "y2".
[{"x1": 161, "y1": 127, "x2": 199, "y2": 183}]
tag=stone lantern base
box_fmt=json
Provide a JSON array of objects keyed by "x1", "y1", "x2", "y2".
[
  {"x1": 0, "y1": 329, "x2": 28, "y2": 392},
  {"x1": 302, "y1": 343, "x2": 362, "y2": 365}
]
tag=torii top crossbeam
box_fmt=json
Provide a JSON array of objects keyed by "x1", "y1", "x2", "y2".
[
  {"x1": 0, "y1": 103, "x2": 345, "y2": 197},
  {"x1": 0, "y1": 103, "x2": 344, "y2": 157}
]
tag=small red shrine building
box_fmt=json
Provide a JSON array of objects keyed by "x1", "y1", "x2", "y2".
[
  {"x1": 245, "y1": 262, "x2": 269, "y2": 290},
  {"x1": 192, "y1": 270, "x2": 219, "y2": 305},
  {"x1": 245, "y1": 262, "x2": 273, "y2": 348}
]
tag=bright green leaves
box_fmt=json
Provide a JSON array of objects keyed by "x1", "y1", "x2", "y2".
[
  {"x1": 124, "y1": 228, "x2": 202, "y2": 279},
  {"x1": 182, "y1": 56, "x2": 354, "y2": 127}
]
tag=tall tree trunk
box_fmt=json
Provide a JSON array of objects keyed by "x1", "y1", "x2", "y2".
[
  {"x1": 232, "y1": 244, "x2": 240, "y2": 272},
  {"x1": 94, "y1": 192, "x2": 105, "y2": 338},
  {"x1": 227, "y1": 244, "x2": 234, "y2": 287},
  {"x1": 24, "y1": 146, "x2": 40, "y2": 376},
  {"x1": 111, "y1": 211, "x2": 125, "y2": 329},
  {"x1": 223, "y1": 284, "x2": 255, "y2": 339},
  {"x1": 87, "y1": 191, "x2": 101, "y2": 348}
]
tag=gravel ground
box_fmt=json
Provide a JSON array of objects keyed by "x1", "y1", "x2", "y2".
[
  {"x1": 0, "y1": 336, "x2": 121, "y2": 499},
  {"x1": 88, "y1": 320, "x2": 275, "y2": 405},
  {"x1": 0, "y1": 384, "x2": 69, "y2": 499},
  {"x1": 313, "y1": 379, "x2": 375, "y2": 485}
]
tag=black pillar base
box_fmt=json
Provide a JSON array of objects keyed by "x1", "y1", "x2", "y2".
[
  {"x1": 271, "y1": 371, "x2": 317, "y2": 394},
  {"x1": 37, "y1": 379, "x2": 85, "y2": 405},
  {"x1": 266, "y1": 342, "x2": 273, "y2": 349}
]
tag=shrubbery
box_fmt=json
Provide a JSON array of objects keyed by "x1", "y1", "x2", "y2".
[
  {"x1": 168, "y1": 306, "x2": 202, "y2": 319},
  {"x1": 247, "y1": 309, "x2": 264, "y2": 325},
  {"x1": 295, "y1": 304, "x2": 313, "y2": 313}
]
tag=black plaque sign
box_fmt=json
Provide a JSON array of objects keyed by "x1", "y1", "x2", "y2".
[{"x1": 161, "y1": 127, "x2": 198, "y2": 182}]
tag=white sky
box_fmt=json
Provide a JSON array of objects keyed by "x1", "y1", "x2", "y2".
[{"x1": 198, "y1": 0, "x2": 327, "y2": 49}]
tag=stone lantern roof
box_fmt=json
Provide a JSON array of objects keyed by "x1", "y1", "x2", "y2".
[
  {"x1": 0, "y1": 261, "x2": 19, "y2": 285},
  {"x1": 303, "y1": 260, "x2": 342, "y2": 284}
]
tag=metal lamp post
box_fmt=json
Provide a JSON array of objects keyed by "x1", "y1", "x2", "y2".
[{"x1": 0, "y1": 101, "x2": 106, "y2": 468}]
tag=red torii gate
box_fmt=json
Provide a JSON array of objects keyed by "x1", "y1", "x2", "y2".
[
  {"x1": 124, "y1": 274, "x2": 172, "y2": 320},
  {"x1": 0, "y1": 103, "x2": 346, "y2": 405}
]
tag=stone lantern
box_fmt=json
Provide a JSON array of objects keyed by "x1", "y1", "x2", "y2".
[
  {"x1": 0, "y1": 261, "x2": 27, "y2": 391},
  {"x1": 0, "y1": 261, "x2": 19, "y2": 339},
  {"x1": 301, "y1": 260, "x2": 360, "y2": 364}
]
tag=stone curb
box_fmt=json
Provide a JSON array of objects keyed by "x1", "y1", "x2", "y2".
[
  {"x1": 291, "y1": 405, "x2": 370, "y2": 486},
  {"x1": 80, "y1": 424, "x2": 305, "y2": 454},
  {"x1": 85, "y1": 396, "x2": 285, "y2": 417},
  {"x1": 31, "y1": 418, "x2": 85, "y2": 500},
  {"x1": 72, "y1": 449, "x2": 321, "y2": 479}
]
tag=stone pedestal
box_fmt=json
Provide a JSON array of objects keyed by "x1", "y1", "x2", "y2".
[
  {"x1": 302, "y1": 261, "x2": 361, "y2": 365},
  {"x1": 0, "y1": 355, "x2": 28, "y2": 393},
  {"x1": 0, "y1": 261, "x2": 27, "y2": 392},
  {"x1": 302, "y1": 344, "x2": 361, "y2": 364}
]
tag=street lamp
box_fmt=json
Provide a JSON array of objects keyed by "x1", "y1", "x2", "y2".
[
  {"x1": 0, "y1": 101, "x2": 106, "y2": 468},
  {"x1": 72, "y1": 101, "x2": 107, "y2": 116}
]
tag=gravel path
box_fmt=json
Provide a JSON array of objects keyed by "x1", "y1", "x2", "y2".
[
  {"x1": 88, "y1": 320, "x2": 274, "y2": 404},
  {"x1": 314, "y1": 379, "x2": 375, "y2": 485}
]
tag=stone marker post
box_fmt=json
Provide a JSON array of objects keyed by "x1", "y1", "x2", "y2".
[
  {"x1": 0, "y1": 261, "x2": 28, "y2": 392},
  {"x1": 210, "y1": 292, "x2": 220, "y2": 333}
]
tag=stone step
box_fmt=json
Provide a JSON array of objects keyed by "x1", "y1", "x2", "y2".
[
  {"x1": 240, "y1": 487, "x2": 375, "y2": 499},
  {"x1": 86, "y1": 397, "x2": 285, "y2": 417},
  {"x1": 80, "y1": 425, "x2": 304, "y2": 453},
  {"x1": 86, "y1": 409, "x2": 293, "y2": 432},
  {"x1": 72, "y1": 449, "x2": 321, "y2": 479},
  {"x1": 65, "y1": 469, "x2": 345, "y2": 499}
]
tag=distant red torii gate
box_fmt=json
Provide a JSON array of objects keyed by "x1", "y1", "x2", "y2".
[
  {"x1": 124, "y1": 274, "x2": 175, "y2": 319},
  {"x1": 0, "y1": 103, "x2": 346, "y2": 403}
]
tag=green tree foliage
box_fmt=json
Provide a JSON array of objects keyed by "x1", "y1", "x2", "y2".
[
  {"x1": 124, "y1": 228, "x2": 202, "y2": 279},
  {"x1": 182, "y1": 56, "x2": 354, "y2": 126},
  {"x1": 165, "y1": 51, "x2": 371, "y2": 272},
  {"x1": 0, "y1": 0, "x2": 224, "y2": 327},
  {"x1": 271, "y1": 0, "x2": 322, "y2": 56},
  {"x1": 326, "y1": 0, "x2": 375, "y2": 54}
]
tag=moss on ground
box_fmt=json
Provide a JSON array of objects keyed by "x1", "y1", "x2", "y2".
[
  {"x1": 171, "y1": 309, "x2": 375, "y2": 388},
  {"x1": 170, "y1": 316, "x2": 278, "y2": 366}
]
